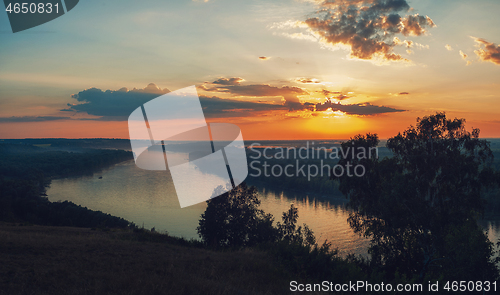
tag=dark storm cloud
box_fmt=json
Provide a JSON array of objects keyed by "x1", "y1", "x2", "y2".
[
  {"x1": 64, "y1": 83, "x2": 169, "y2": 120},
  {"x1": 302, "y1": 0, "x2": 435, "y2": 61}
]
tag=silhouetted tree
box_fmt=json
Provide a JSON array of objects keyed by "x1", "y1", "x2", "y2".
[
  {"x1": 276, "y1": 204, "x2": 316, "y2": 247},
  {"x1": 197, "y1": 183, "x2": 321, "y2": 250},
  {"x1": 197, "y1": 183, "x2": 276, "y2": 248},
  {"x1": 334, "y1": 113, "x2": 499, "y2": 281}
]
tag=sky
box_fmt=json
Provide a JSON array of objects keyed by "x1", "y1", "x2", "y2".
[{"x1": 0, "y1": 0, "x2": 499, "y2": 140}]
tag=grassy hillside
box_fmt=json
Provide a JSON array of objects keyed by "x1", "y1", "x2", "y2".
[{"x1": 0, "y1": 223, "x2": 301, "y2": 295}]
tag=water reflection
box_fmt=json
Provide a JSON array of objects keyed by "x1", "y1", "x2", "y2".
[
  {"x1": 255, "y1": 187, "x2": 370, "y2": 257},
  {"x1": 46, "y1": 160, "x2": 499, "y2": 259}
]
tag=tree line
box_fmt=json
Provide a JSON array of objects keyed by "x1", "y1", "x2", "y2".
[{"x1": 0, "y1": 144, "x2": 134, "y2": 228}]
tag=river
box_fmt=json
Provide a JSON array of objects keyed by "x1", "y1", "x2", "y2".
[{"x1": 46, "y1": 159, "x2": 500, "y2": 259}]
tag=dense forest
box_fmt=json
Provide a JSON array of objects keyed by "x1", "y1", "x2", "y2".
[
  {"x1": 0, "y1": 143, "x2": 134, "y2": 228},
  {"x1": 1, "y1": 138, "x2": 132, "y2": 151}
]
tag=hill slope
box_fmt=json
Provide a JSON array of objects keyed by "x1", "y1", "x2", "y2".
[{"x1": 0, "y1": 223, "x2": 297, "y2": 295}]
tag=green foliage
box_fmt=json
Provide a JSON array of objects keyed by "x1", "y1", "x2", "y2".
[{"x1": 334, "y1": 112, "x2": 499, "y2": 281}]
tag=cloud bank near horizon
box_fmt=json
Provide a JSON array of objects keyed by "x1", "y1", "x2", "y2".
[{"x1": 20, "y1": 80, "x2": 407, "y2": 123}]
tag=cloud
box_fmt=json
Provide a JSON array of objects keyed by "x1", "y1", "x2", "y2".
[
  {"x1": 322, "y1": 89, "x2": 341, "y2": 97},
  {"x1": 400, "y1": 14, "x2": 435, "y2": 36},
  {"x1": 275, "y1": 0, "x2": 435, "y2": 62},
  {"x1": 330, "y1": 93, "x2": 350, "y2": 100},
  {"x1": 65, "y1": 83, "x2": 169, "y2": 120},
  {"x1": 258, "y1": 56, "x2": 271, "y2": 60},
  {"x1": 393, "y1": 37, "x2": 412, "y2": 48},
  {"x1": 459, "y1": 50, "x2": 468, "y2": 60},
  {"x1": 445, "y1": 44, "x2": 453, "y2": 51},
  {"x1": 212, "y1": 77, "x2": 244, "y2": 85},
  {"x1": 0, "y1": 116, "x2": 70, "y2": 122},
  {"x1": 389, "y1": 91, "x2": 410, "y2": 96},
  {"x1": 202, "y1": 77, "x2": 403, "y2": 115},
  {"x1": 319, "y1": 89, "x2": 352, "y2": 100},
  {"x1": 473, "y1": 37, "x2": 500, "y2": 65},
  {"x1": 201, "y1": 79, "x2": 308, "y2": 108},
  {"x1": 199, "y1": 96, "x2": 287, "y2": 118},
  {"x1": 65, "y1": 80, "x2": 405, "y2": 122},
  {"x1": 394, "y1": 38, "x2": 429, "y2": 50},
  {"x1": 315, "y1": 100, "x2": 405, "y2": 115},
  {"x1": 199, "y1": 94, "x2": 402, "y2": 117},
  {"x1": 200, "y1": 80, "x2": 309, "y2": 111},
  {"x1": 200, "y1": 78, "x2": 401, "y2": 116},
  {"x1": 295, "y1": 77, "x2": 321, "y2": 84},
  {"x1": 200, "y1": 90, "x2": 402, "y2": 116},
  {"x1": 207, "y1": 84, "x2": 307, "y2": 97},
  {"x1": 459, "y1": 50, "x2": 472, "y2": 65}
]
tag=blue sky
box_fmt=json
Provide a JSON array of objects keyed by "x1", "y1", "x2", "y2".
[{"x1": 1, "y1": 0, "x2": 499, "y2": 139}]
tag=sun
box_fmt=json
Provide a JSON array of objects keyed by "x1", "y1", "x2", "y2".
[
  {"x1": 303, "y1": 112, "x2": 367, "y2": 139},
  {"x1": 322, "y1": 109, "x2": 346, "y2": 118}
]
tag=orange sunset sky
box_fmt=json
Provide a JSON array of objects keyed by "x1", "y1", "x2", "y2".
[{"x1": 1, "y1": 0, "x2": 499, "y2": 140}]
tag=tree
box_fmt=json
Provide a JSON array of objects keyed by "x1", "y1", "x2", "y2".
[
  {"x1": 276, "y1": 204, "x2": 316, "y2": 247},
  {"x1": 334, "y1": 113, "x2": 498, "y2": 281},
  {"x1": 197, "y1": 183, "x2": 320, "y2": 250},
  {"x1": 197, "y1": 182, "x2": 276, "y2": 248}
]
